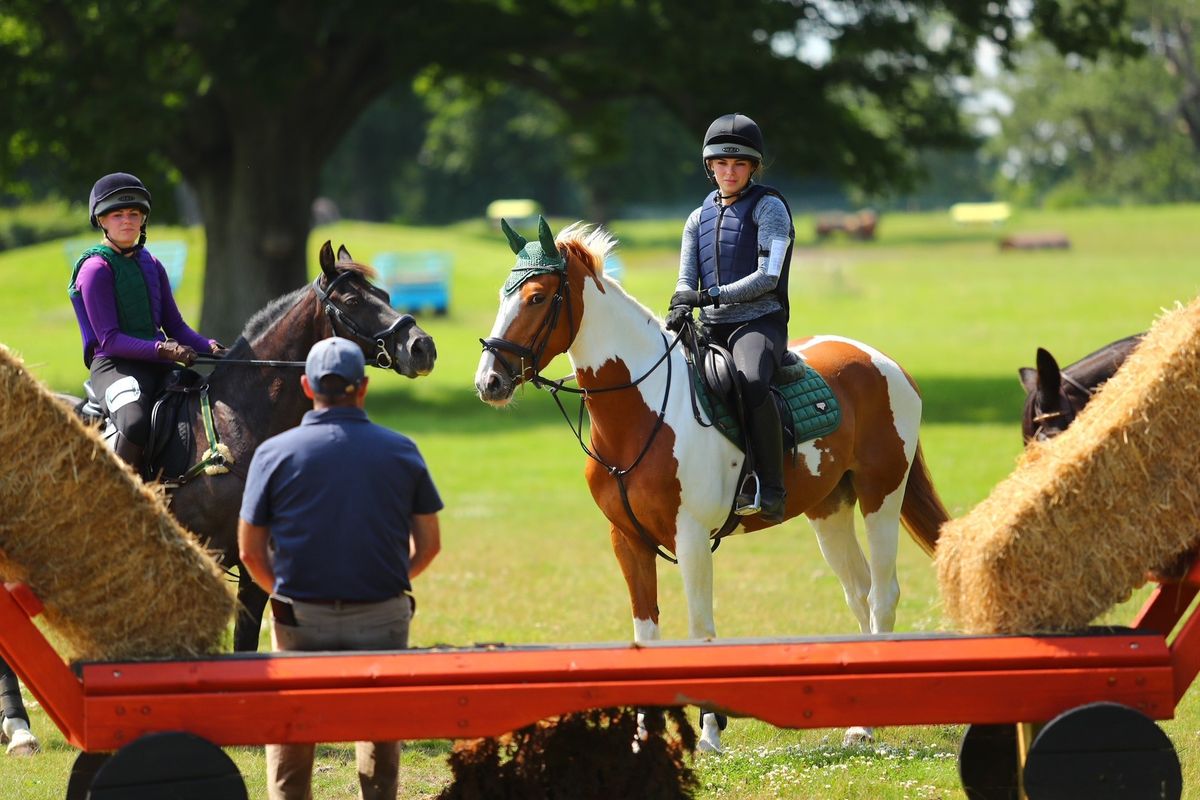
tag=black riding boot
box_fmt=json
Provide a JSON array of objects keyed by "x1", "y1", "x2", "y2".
[
  {"x1": 112, "y1": 432, "x2": 146, "y2": 480},
  {"x1": 739, "y1": 397, "x2": 786, "y2": 523}
]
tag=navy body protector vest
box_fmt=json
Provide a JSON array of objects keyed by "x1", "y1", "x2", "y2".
[{"x1": 695, "y1": 183, "x2": 793, "y2": 316}]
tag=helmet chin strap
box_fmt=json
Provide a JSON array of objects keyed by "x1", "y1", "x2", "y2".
[{"x1": 101, "y1": 226, "x2": 147, "y2": 256}]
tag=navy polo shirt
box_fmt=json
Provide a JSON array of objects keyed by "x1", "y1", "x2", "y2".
[{"x1": 239, "y1": 406, "x2": 443, "y2": 601}]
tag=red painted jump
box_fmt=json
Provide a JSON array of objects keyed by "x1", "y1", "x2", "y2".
[{"x1": 2, "y1": 567, "x2": 1198, "y2": 753}]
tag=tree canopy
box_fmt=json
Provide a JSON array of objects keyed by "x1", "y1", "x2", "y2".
[{"x1": 0, "y1": 0, "x2": 1130, "y2": 337}]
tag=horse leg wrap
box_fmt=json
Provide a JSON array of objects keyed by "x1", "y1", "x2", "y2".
[{"x1": 698, "y1": 708, "x2": 728, "y2": 731}]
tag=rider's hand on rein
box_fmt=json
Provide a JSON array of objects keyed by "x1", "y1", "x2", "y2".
[{"x1": 158, "y1": 339, "x2": 198, "y2": 366}]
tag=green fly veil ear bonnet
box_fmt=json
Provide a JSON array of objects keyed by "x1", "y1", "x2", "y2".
[{"x1": 501, "y1": 216, "x2": 565, "y2": 295}]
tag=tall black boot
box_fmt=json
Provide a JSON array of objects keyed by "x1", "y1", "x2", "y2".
[
  {"x1": 744, "y1": 396, "x2": 786, "y2": 523},
  {"x1": 112, "y1": 432, "x2": 146, "y2": 480}
]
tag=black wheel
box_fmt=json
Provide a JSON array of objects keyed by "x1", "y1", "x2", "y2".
[
  {"x1": 958, "y1": 723, "x2": 1020, "y2": 800},
  {"x1": 65, "y1": 752, "x2": 111, "y2": 800},
  {"x1": 1023, "y1": 702, "x2": 1181, "y2": 800},
  {"x1": 86, "y1": 731, "x2": 247, "y2": 799}
]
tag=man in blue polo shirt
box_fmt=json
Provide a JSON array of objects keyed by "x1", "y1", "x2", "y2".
[{"x1": 238, "y1": 336, "x2": 442, "y2": 800}]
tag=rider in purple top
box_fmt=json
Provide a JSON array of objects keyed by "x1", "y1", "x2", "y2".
[
  {"x1": 70, "y1": 246, "x2": 213, "y2": 363},
  {"x1": 68, "y1": 173, "x2": 226, "y2": 476}
]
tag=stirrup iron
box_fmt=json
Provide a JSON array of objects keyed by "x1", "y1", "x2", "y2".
[{"x1": 734, "y1": 472, "x2": 762, "y2": 516}]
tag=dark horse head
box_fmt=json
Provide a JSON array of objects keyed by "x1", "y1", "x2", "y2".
[
  {"x1": 167, "y1": 240, "x2": 435, "y2": 650},
  {"x1": 1018, "y1": 334, "x2": 1143, "y2": 443},
  {"x1": 313, "y1": 241, "x2": 437, "y2": 377}
]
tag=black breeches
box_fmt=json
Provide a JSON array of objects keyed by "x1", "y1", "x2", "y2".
[
  {"x1": 89, "y1": 357, "x2": 170, "y2": 447},
  {"x1": 0, "y1": 655, "x2": 27, "y2": 723},
  {"x1": 708, "y1": 312, "x2": 788, "y2": 407}
]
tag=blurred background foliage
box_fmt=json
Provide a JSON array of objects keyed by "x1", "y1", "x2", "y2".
[{"x1": 1, "y1": 0, "x2": 1197, "y2": 334}]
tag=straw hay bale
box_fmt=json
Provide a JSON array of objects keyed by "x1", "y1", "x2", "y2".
[
  {"x1": 0, "y1": 345, "x2": 234, "y2": 660},
  {"x1": 936, "y1": 300, "x2": 1200, "y2": 633}
]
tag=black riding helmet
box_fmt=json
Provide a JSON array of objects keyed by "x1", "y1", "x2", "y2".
[
  {"x1": 702, "y1": 113, "x2": 764, "y2": 191},
  {"x1": 89, "y1": 172, "x2": 152, "y2": 254},
  {"x1": 89, "y1": 172, "x2": 152, "y2": 228}
]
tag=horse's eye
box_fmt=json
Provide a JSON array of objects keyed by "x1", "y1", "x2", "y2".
[{"x1": 530, "y1": 294, "x2": 545, "y2": 305}]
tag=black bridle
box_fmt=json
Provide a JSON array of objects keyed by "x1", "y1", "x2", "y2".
[
  {"x1": 480, "y1": 269, "x2": 575, "y2": 388},
  {"x1": 1028, "y1": 372, "x2": 1095, "y2": 442},
  {"x1": 194, "y1": 270, "x2": 418, "y2": 370},
  {"x1": 479, "y1": 265, "x2": 693, "y2": 563},
  {"x1": 313, "y1": 271, "x2": 417, "y2": 369}
]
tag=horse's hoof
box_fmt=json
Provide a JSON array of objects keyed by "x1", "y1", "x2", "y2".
[
  {"x1": 5, "y1": 728, "x2": 38, "y2": 756},
  {"x1": 697, "y1": 737, "x2": 724, "y2": 755},
  {"x1": 842, "y1": 726, "x2": 874, "y2": 746}
]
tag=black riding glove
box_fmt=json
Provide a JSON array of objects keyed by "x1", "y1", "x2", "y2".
[
  {"x1": 670, "y1": 289, "x2": 701, "y2": 308},
  {"x1": 671, "y1": 288, "x2": 719, "y2": 309},
  {"x1": 665, "y1": 305, "x2": 693, "y2": 332}
]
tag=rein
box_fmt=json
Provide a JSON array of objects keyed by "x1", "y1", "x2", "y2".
[{"x1": 480, "y1": 265, "x2": 707, "y2": 563}]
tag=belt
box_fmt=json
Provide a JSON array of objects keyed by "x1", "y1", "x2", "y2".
[{"x1": 294, "y1": 597, "x2": 386, "y2": 608}]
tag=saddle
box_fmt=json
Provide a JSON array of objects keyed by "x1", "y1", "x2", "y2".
[
  {"x1": 689, "y1": 342, "x2": 841, "y2": 452},
  {"x1": 80, "y1": 368, "x2": 208, "y2": 484}
]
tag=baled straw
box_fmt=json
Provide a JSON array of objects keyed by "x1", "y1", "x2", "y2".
[
  {"x1": 936, "y1": 299, "x2": 1200, "y2": 633},
  {"x1": 0, "y1": 345, "x2": 234, "y2": 660}
]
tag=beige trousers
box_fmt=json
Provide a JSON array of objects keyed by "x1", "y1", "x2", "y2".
[{"x1": 265, "y1": 595, "x2": 413, "y2": 800}]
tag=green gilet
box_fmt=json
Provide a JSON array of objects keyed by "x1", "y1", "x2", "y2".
[{"x1": 69, "y1": 245, "x2": 157, "y2": 340}]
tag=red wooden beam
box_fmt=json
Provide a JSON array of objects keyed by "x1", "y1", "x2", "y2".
[
  {"x1": 0, "y1": 582, "x2": 1187, "y2": 754},
  {"x1": 0, "y1": 584, "x2": 85, "y2": 747}
]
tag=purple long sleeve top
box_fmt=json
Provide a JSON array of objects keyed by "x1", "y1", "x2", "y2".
[{"x1": 70, "y1": 248, "x2": 214, "y2": 366}]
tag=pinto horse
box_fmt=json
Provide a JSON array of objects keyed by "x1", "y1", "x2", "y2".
[
  {"x1": 475, "y1": 220, "x2": 949, "y2": 752},
  {"x1": 63, "y1": 241, "x2": 436, "y2": 651},
  {"x1": 1018, "y1": 334, "x2": 1143, "y2": 443}
]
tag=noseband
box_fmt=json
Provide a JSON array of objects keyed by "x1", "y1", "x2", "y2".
[{"x1": 313, "y1": 271, "x2": 417, "y2": 369}]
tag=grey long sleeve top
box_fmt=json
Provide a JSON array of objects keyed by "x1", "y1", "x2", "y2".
[{"x1": 675, "y1": 193, "x2": 793, "y2": 325}]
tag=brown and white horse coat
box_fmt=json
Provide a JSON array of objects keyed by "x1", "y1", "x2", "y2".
[{"x1": 476, "y1": 223, "x2": 947, "y2": 750}]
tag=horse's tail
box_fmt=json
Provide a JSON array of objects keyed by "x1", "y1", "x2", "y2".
[{"x1": 900, "y1": 442, "x2": 950, "y2": 557}]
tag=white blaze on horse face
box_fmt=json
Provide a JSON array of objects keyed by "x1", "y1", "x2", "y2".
[{"x1": 474, "y1": 289, "x2": 524, "y2": 404}]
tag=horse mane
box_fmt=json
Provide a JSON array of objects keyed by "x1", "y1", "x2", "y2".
[
  {"x1": 556, "y1": 221, "x2": 617, "y2": 269},
  {"x1": 556, "y1": 222, "x2": 662, "y2": 325},
  {"x1": 238, "y1": 263, "x2": 378, "y2": 342}
]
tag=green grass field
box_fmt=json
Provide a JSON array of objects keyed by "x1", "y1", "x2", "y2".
[{"x1": 2, "y1": 205, "x2": 1199, "y2": 798}]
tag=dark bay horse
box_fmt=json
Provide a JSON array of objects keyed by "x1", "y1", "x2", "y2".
[
  {"x1": 1017, "y1": 333, "x2": 1197, "y2": 579},
  {"x1": 475, "y1": 220, "x2": 949, "y2": 752},
  {"x1": 1018, "y1": 334, "x2": 1143, "y2": 443},
  {"x1": 68, "y1": 241, "x2": 436, "y2": 651}
]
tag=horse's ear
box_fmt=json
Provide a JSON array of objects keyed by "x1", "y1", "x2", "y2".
[
  {"x1": 319, "y1": 241, "x2": 338, "y2": 279},
  {"x1": 337, "y1": 244, "x2": 353, "y2": 263},
  {"x1": 1035, "y1": 347, "x2": 1062, "y2": 399},
  {"x1": 501, "y1": 219, "x2": 527, "y2": 255},
  {"x1": 1018, "y1": 366, "x2": 1038, "y2": 395},
  {"x1": 537, "y1": 215, "x2": 557, "y2": 258}
]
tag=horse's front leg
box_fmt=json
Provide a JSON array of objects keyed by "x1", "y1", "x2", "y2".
[
  {"x1": 234, "y1": 566, "x2": 269, "y2": 652},
  {"x1": 675, "y1": 515, "x2": 726, "y2": 753},
  {"x1": 609, "y1": 523, "x2": 660, "y2": 642}
]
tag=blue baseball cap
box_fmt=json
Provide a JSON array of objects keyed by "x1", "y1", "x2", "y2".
[{"x1": 306, "y1": 336, "x2": 365, "y2": 391}]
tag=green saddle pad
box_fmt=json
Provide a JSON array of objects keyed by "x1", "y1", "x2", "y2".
[{"x1": 692, "y1": 358, "x2": 842, "y2": 450}]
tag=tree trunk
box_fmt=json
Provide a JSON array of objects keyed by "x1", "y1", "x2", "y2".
[{"x1": 184, "y1": 121, "x2": 320, "y2": 342}]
